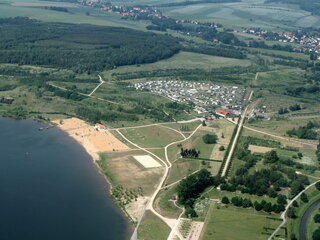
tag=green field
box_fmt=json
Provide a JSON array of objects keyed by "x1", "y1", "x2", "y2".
[
  {"x1": 287, "y1": 186, "x2": 320, "y2": 239},
  {"x1": 101, "y1": 51, "x2": 252, "y2": 80},
  {"x1": 201, "y1": 204, "x2": 282, "y2": 240},
  {"x1": 137, "y1": 210, "x2": 171, "y2": 240},
  {"x1": 119, "y1": 125, "x2": 184, "y2": 148},
  {"x1": 0, "y1": 0, "x2": 147, "y2": 29},
  {"x1": 161, "y1": 0, "x2": 320, "y2": 30}
]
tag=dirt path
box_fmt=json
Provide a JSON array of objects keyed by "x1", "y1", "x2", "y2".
[
  {"x1": 126, "y1": 123, "x2": 202, "y2": 240},
  {"x1": 243, "y1": 125, "x2": 317, "y2": 148},
  {"x1": 221, "y1": 104, "x2": 250, "y2": 177},
  {"x1": 48, "y1": 82, "x2": 119, "y2": 105},
  {"x1": 88, "y1": 75, "x2": 104, "y2": 96}
]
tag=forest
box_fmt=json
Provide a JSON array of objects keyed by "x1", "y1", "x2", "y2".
[{"x1": 0, "y1": 17, "x2": 180, "y2": 73}]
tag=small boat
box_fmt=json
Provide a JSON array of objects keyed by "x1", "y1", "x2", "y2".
[{"x1": 39, "y1": 127, "x2": 44, "y2": 131}]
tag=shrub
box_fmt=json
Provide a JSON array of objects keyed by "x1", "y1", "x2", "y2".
[{"x1": 202, "y1": 134, "x2": 218, "y2": 144}]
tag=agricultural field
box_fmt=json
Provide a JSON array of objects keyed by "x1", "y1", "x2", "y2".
[
  {"x1": 161, "y1": 0, "x2": 320, "y2": 30},
  {"x1": 0, "y1": 0, "x2": 147, "y2": 29}
]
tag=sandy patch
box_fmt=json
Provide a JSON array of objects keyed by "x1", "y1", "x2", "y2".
[
  {"x1": 53, "y1": 118, "x2": 130, "y2": 160},
  {"x1": 178, "y1": 219, "x2": 204, "y2": 240},
  {"x1": 11, "y1": 2, "x2": 78, "y2": 7},
  {"x1": 126, "y1": 196, "x2": 150, "y2": 222},
  {"x1": 248, "y1": 144, "x2": 274, "y2": 153},
  {"x1": 133, "y1": 155, "x2": 162, "y2": 168}
]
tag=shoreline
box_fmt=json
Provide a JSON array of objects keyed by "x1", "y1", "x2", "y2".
[{"x1": 52, "y1": 118, "x2": 137, "y2": 226}]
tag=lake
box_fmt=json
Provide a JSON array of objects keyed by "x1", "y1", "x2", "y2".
[{"x1": 0, "y1": 117, "x2": 131, "y2": 240}]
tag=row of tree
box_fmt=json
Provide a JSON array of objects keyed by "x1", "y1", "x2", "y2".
[{"x1": 222, "y1": 196, "x2": 285, "y2": 213}]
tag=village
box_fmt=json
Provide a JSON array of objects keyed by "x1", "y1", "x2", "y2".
[
  {"x1": 134, "y1": 80, "x2": 246, "y2": 116},
  {"x1": 239, "y1": 27, "x2": 320, "y2": 55}
]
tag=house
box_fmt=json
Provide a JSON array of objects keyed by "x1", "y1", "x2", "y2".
[
  {"x1": 95, "y1": 123, "x2": 106, "y2": 130},
  {"x1": 0, "y1": 97, "x2": 14, "y2": 104},
  {"x1": 215, "y1": 109, "x2": 231, "y2": 118}
]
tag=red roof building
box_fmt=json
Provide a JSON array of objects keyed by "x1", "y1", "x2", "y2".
[
  {"x1": 95, "y1": 123, "x2": 106, "y2": 130},
  {"x1": 215, "y1": 109, "x2": 231, "y2": 117}
]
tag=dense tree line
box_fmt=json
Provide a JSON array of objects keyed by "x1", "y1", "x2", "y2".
[
  {"x1": 156, "y1": 0, "x2": 240, "y2": 7},
  {"x1": 287, "y1": 121, "x2": 319, "y2": 140},
  {"x1": 222, "y1": 164, "x2": 310, "y2": 198},
  {"x1": 176, "y1": 169, "x2": 222, "y2": 216},
  {"x1": 249, "y1": 40, "x2": 293, "y2": 52},
  {"x1": 75, "y1": 106, "x2": 139, "y2": 123},
  {"x1": 180, "y1": 148, "x2": 200, "y2": 158},
  {"x1": 113, "y1": 65, "x2": 265, "y2": 82},
  {"x1": 0, "y1": 17, "x2": 180, "y2": 72},
  {"x1": 222, "y1": 196, "x2": 285, "y2": 213},
  {"x1": 183, "y1": 45, "x2": 246, "y2": 59},
  {"x1": 44, "y1": 84, "x2": 85, "y2": 101}
]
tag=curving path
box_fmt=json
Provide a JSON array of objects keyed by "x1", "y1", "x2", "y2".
[
  {"x1": 268, "y1": 179, "x2": 320, "y2": 240},
  {"x1": 299, "y1": 199, "x2": 320, "y2": 240},
  {"x1": 121, "y1": 123, "x2": 202, "y2": 240}
]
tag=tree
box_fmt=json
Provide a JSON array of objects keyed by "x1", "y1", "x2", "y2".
[
  {"x1": 219, "y1": 146, "x2": 225, "y2": 151},
  {"x1": 301, "y1": 192, "x2": 309, "y2": 203},
  {"x1": 313, "y1": 228, "x2": 320, "y2": 240},
  {"x1": 185, "y1": 207, "x2": 198, "y2": 218},
  {"x1": 221, "y1": 196, "x2": 229, "y2": 204},
  {"x1": 292, "y1": 200, "x2": 299, "y2": 208},
  {"x1": 264, "y1": 150, "x2": 279, "y2": 163},
  {"x1": 290, "y1": 233, "x2": 298, "y2": 240},
  {"x1": 314, "y1": 214, "x2": 320, "y2": 223},
  {"x1": 315, "y1": 182, "x2": 320, "y2": 191},
  {"x1": 254, "y1": 201, "x2": 263, "y2": 211},
  {"x1": 263, "y1": 202, "x2": 272, "y2": 212},
  {"x1": 202, "y1": 134, "x2": 218, "y2": 144},
  {"x1": 287, "y1": 207, "x2": 296, "y2": 219},
  {"x1": 277, "y1": 195, "x2": 287, "y2": 205}
]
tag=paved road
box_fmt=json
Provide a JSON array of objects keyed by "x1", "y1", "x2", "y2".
[
  {"x1": 268, "y1": 179, "x2": 320, "y2": 240},
  {"x1": 299, "y1": 199, "x2": 320, "y2": 240}
]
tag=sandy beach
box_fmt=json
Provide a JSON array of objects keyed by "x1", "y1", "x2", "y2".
[{"x1": 53, "y1": 118, "x2": 130, "y2": 161}]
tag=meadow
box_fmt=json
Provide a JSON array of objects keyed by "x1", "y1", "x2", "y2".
[
  {"x1": 137, "y1": 210, "x2": 171, "y2": 240},
  {"x1": 161, "y1": 0, "x2": 320, "y2": 30},
  {"x1": 201, "y1": 204, "x2": 282, "y2": 240}
]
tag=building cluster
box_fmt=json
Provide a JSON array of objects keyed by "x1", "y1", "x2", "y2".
[
  {"x1": 134, "y1": 80, "x2": 245, "y2": 115},
  {"x1": 77, "y1": 0, "x2": 163, "y2": 19},
  {"x1": 241, "y1": 28, "x2": 320, "y2": 54}
]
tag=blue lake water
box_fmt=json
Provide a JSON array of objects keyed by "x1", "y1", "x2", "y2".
[{"x1": 0, "y1": 117, "x2": 131, "y2": 240}]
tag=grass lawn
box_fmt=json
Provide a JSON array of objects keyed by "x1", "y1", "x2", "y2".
[
  {"x1": 165, "y1": 158, "x2": 200, "y2": 186},
  {"x1": 137, "y1": 210, "x2": 171, "y2": 240},
  {"x1": 306, "y1": 204, "x2": 320, "y2": 240},
  {"x1": 202, "y1": 204, "x2": 281, "y2": 240},
  {"x1": 154, "y1": 186, "x2": 182, "y2": 219},
  {"x1": 161, "y1": 121, "x2": 201, "y2": 133},
  {"x1": 98, "y1": 151, "x2": 164, "y2": 196},
  {"x1": 287, "y1": 186, "x2": 320, "y2": 239},
  {"x1": 120, "y1": 125, "x2": 184, "y2": 148},
  {"x1": 101, "y1": 51, "x2": 252, "y2": 80}
]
